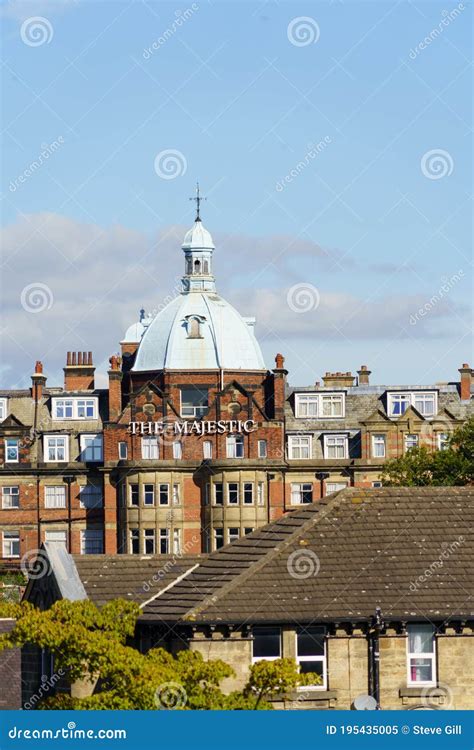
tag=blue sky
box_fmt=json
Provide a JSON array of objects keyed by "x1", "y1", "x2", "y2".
[{"x1": 1, "y1": 0, "x2": 472, "y2": 388}]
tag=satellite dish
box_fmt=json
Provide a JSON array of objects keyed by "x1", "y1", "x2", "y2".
[{"x1": 354, "y1": 694, "x2": 378, "y2": 710}]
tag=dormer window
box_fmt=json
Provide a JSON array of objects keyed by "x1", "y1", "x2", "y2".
[{"x1": 387, "y1": 391, "x2": 437, "y2": 418}]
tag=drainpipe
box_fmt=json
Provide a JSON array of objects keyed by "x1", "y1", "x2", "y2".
[
  {"x1": 370, "y1": 607, "x2": 384, "y2": 709},
  {"x1": 315, "y1": 471, "x2": 330, "y2": 499},
  {"x1": 63, "y1": 475, "x2": 74, "y2": 551}
]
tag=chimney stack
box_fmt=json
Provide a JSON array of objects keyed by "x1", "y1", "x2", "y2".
[
  {"x1": 322, "y1": 371, "x2": 355, "y2": 388},
  {"x1": 108, "y1": 354, "x2": 123, "y2": 421},
  {"x1": 31, "y1": 360, "x2": 46, "y2": 402},
  {"x1": 64, "y1": 351, "x2": 95, "y2": 391},
  {"x1": 357, "y1": 365, "x2": 371, "y2": 386},
  {"x1": 459, "y1": 363, "x2": 472, "y2": 401}
]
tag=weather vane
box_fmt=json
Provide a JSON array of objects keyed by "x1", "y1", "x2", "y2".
[{"x1": 189, "y1": 181, "x2": 206, "y2": 221}]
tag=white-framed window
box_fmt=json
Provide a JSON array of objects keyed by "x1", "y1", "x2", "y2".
[
  {"x1": 296, "y1": 627, "x2": 327, "y2": 689},
  {"x1": 3, "y1": 530, "x2": 20, "y2": 557},
  {"x1": 80, "y1": 529, "x2": 103, "y2": 554},
  {"x1": 404, "y1": 434, "x2": 419, "y2": 452},
  {"x1": 144, "y1": 484, "x2": 155, "y2": 506},
  {"x1": 159, "y1": 484, "x2": 169, "y2": 505},
  {"x1": 288, "y1": 435, "x2": 312, "y2": 459},
  {"x1": 372, "y1": 434, "x2": 386, "y2": 458},
  {"x1": 44, "y1": 435, "x2": 68, "y2": 463},
  {"x1": 144, "y1": 529, "x2": 156, "y2": 554},
  {"x1": 214, "y1": 528, "x2": 224, "y2": 550},
  {"x1": 172, "y1": 484, "x2": 180, "y2": 505},
  {"x1": 0, "y1": 398, "x2": 7, "y2": 422},
  {"x1": 2, "y1": 486, "x2": 19, "y2": 509},
  {"x1": 257, "y1": 481, "x2": 265, "y2": 506},
  {"x1": 159, "y1": 529, "x2": 169, "y2": 554},
  {"x1": 388, "y1": 392, "x2": 437, "y2": 418},
  {"x1": 79, "y1": 484, "x2": 103, "y2": 509},
  {"x1": 172, "y1": 441, "x2": 182, "y2": 459},
  {"x1": 173, "y1": 529, "x2": 181, "y2": 554},
  {"x1": 141, "y1": 436, "x2": 159, "y2": 460},
  {"x1": 80, "y1": 434, "x2": 103, "y2": 462},
  {"x1": 180, "y1": 388, "x2": 208, "y2": 418},
  {"x1": 413, "y1": 392, "x2": 437, "y2": 417},
  {"x1": 52, "y1": 398, "x2": 98, "y2": 420},
  {"x1": 129, "y1": 484, "x2": 139, "y2": 506},
  {"x1": 4, "y1": 439, "x2": 19, "y2": 463},
  {"x1": 130, "y1": 529, "x2": 140, "y2": 554},
  {"x1": 228, "y1": 483, "x2": 239, "y2": 505},
  {"x1": 118, "y1": 442, "x2": 128, "y2": 460},
  {"x1": 203, "y1": 440, "x2": 212, "y2": 459},
  {"x1": 228, "y1": 527, "x2": 240, "y2": 544},
  {"x1": 258, "y1": 440, "x2": 267, "y2": 458},
  {"x1": 407, "y1": 624, "x2": 436, "y2": 686},
  {"x1": 325, "y1": 482, "x2": 347, "y2": 495},
  {"x1": 44, "y1": 486, "x2": 66, "y2": 509},
  {"x1": 226, "y1": 434, "x2": 244, "y2": 458},
  {"x1": 323, "y1": 434, "x2": 348, "y2": 459},
  {"x1": 437, "y1": 433, "x2": 450, "y2": 451},
  {"x1": 295, "y1": 393, "x2": 345, "y2": 419},
  {"x1": 291, "y1": 483, "x2": 313, "y2": 504},
  {"x1": 372, "y1": 481, "x2": 383, "y2": 488},
  {"x1": 45, "y1": 530, "x2": 67, "y2": 548},
  {"x1": 252, "y1": 626, "x2": 281, "y2": 662},
  {"x1": 214, "y1": 483, "x2": 224, "y2": 505},
  {"x1": 243, "y1": 482, "x2": 254, "y2": 504}
]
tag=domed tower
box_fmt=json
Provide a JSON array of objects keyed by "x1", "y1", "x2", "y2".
[{"x1": 109, "y1": 188, "x2": 286, "y2": 558}]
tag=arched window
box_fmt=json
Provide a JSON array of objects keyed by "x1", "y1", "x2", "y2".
[
  {"x1": 186, "y1": 257, "x2": 192, "y2": 275},
  {"x1": 226, "y1": 434, "x2": 244, "y2": 459},
  {"x1": 203, "y1": 259, "x2": 209, "y2": 274},
  {"x1": 203, "y1": 441, "x2": 212, "y2": 459},
  {"x1": 194, "y1": 259, "x2": 201, "y2": 274}
]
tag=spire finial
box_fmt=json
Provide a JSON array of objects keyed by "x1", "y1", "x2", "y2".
[{"x1": 189, "y1": 181, "x2": 206, "y2": 222}]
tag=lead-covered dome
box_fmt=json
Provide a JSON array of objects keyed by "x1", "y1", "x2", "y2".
[
  {"x1": 132, "y1": 291, "x2": 265, "y2": 371},
  {"x1": 131, "y1": 215, "x2": 265, "y2": 371}
]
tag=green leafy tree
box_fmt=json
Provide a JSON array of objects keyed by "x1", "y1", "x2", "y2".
[
  {"x1": 381, "y1": 417, "x2": 474, "y2": 487},
  {"x1": 0, "y1": 600, "x2": 315, "y2": 710}
]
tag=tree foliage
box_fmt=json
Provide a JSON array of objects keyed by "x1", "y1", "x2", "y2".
[
  {"x1": 381, "y1": 417, "x2": 474, "y2": 487},
  {"x1": 0, "y1": 599, "x2": 318, "y2": 710}
]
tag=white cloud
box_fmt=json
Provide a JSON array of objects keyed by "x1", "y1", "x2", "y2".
[{"x1": 0, "y1": 212, "x2": 467, "y2": 388}]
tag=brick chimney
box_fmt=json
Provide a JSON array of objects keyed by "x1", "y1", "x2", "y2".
[
  {"x1": 108, "y1": 354, "x2": 123, "y2": 421},
  {"x1": 31, "y1": 360, "x2": 46, "y2": 402},
  {"x1": 64, "y1": 352, "x2": 95, "y2": 391},
  {"x1": 357, "y1": 365, "x2": 371, "y2": 386},
  {"x1": 322, "y1": 371, "x2": 355, "y2": 388},
  {"x1": 272, "y1": 353, "x2": 288, "y2": 418},
  {"x1": 458, "y1": 363, "x2": 472, "y2": 401}
]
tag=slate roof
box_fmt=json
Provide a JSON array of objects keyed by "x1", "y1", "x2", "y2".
[
  {"x1": 140, "y1": 487, "x2": 474, "y2": 625},
  {"x1": 71, "y1": 554, "x2": 204, "y2": 606}
]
